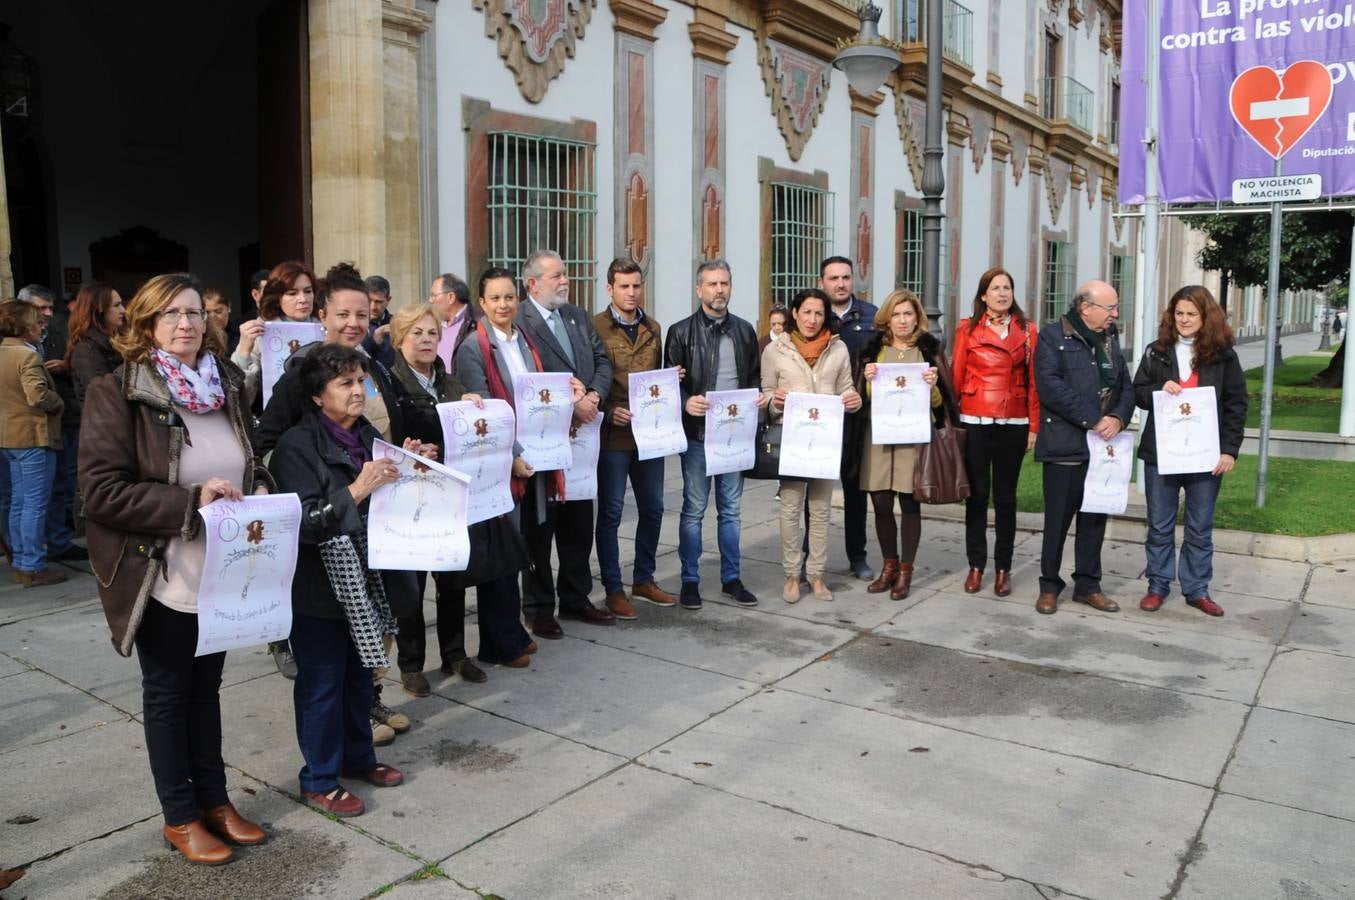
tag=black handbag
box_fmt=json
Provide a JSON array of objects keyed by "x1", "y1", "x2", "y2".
[
  {"x1": 746, "y1": 417, "x2": 783, "y2": 480},
  {"x1": 440, "y1": 513, "x2": 531, "y2": 589}
]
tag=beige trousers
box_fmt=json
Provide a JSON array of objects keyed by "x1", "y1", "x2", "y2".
[{"x1": 779, "y1": 479, "x2": 834, "y2": 578}]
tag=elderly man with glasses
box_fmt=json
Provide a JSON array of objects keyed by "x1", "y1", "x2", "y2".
[
  {"x1": 428, "y1": 273, "x2": 472, "y2": 373},
  {"x1": 1031, "y1": 280, "x2": 1134, "y2": 616}
]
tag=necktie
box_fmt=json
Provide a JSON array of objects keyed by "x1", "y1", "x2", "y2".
[{"x1": 548, "y1": 311, "x2": 575, "y2": 367}]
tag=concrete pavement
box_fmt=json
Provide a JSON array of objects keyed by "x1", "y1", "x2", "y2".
[{"x1": 2, "y1": 470, "x2": 1354, "y2": 899}]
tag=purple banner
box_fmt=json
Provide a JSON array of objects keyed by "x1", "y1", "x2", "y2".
[{"x1": 1120, "y1": 1, "x2": 1355, "y2": 204}]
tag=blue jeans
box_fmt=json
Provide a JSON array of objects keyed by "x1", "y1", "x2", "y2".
[
  {"x1": 2, "y1": 447, "x2": 56, "y2": 572},
  {"x1": 289, "y1": 613, "x2": 378, "y2": 793},
  {"x1": 47, "y1": 424, "x2": 79, "y2": 554},
  {"x1": 595, "y1": 449, "x2": 665, "y2": 593},
  {"x1": 1144, "y1": 463, "x2": 1223, "y2": 600},
  {"x1": 678, "y1": 440, "x2": 743, "y2": 585}
]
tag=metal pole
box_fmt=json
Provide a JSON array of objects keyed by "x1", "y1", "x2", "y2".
[
  {"x1": 921, "y1": 0, "x2": 945, "y2": 344},
  {"x1": 1340, "y1": 218, "x2": 1355, "y2": 436},
  {"x1": 1256, "y1": 157, "x2": 1283, "y2": 507},
  {"x1": 1135, "y1": 0, "x2": 1162, "y2": 492}
]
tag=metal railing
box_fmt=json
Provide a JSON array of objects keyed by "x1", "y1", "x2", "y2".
[
  {"x1": 770, "y1": 182, "x2": 835, "y2": 309},
  {"x1": 1042, "y1": 240, "x2": 1075, "y2": 324},
  {"x1": 942, "y1": 0, "x2": 973, "y2": 68},
  {"x1": 896, "y1": 207, "x2": 949, "y2": 304},
  {"x1": 1042, "y1": 75, "x2": 1094, "y2": 134}
]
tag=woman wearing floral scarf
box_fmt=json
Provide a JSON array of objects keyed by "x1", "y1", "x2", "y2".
[{"x1": 81, "y1": 273, "x2": 274, "y2": 865}]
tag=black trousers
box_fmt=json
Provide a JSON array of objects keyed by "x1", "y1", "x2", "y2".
[
  {"x1": 962, "y1": 422, "x2": 1029, "y2": 571},
  {"x1": 473, "y1": 574, "x2": 535, "y2": 664},
  {"x1": 521, "y1": 492, "x2": 595, "y2": 620},
  {"x1": 397, "y1": 572, "x2": 467, "y2": 673},
  {"x1": 134, "y1": 601, "x2": 229, "y2": 825},
  {"x1": 841, "y1": 468, "x2": 869, "y2": 564},
  {"x1": 1039, "y1": 461, "x2": 1107, "y2": 596}
]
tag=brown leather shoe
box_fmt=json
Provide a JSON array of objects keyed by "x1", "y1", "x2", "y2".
[
  {"x1": 1140, "y1": 592, "x2": 1165, "y2": 612},
  {"x1": 994, "y1": 570, "x2": 1012, "y2": 597},
  {"x1": 1073, "y1": 592, "x2": 1120, "y2": 613},
  {"x1": 963, "y1": 567, "x2": 983, "y2": 593},
  {"x1": 14, "y1": 568, "x2": 68, "y2": 588},
  {"x1": 524, "y1": 641, "x2": 539, "y2": 655},
  {"x1": 163, "y1": 820, "x2": 234, "y2": 865},
  {"x1": 1036, "y1": 592, "x2": 1059, "y2": 614},
  {"x1": 531, "y1": 616, "x2": 565, "y2": 639},
  {"x1": 867, "y1": 558, "x2": 899, "y2": 594},
  {"x1": 503, "y1": 653, "x2": 531, "y2": 668},
  {"x1": 559, "y1": 604, "x2": 616, "y2": 626},
  {"x1": 605, "y1": 591, "x2": 638, "y2": 620},
  {"x1": 632, "y1": 582, "x2": 677, "y2": 607},
  {"x1": 890, "y1": 563, "x2": 914, "y2": 601},
  {"x1": 203, "y1": 803, "x2": 265, "y2": 846}
]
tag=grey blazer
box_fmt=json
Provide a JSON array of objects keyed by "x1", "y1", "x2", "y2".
[{"x1": 516, "y1": 297, "x2": 613, "y2": 402}]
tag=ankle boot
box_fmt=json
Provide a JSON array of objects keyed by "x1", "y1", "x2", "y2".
[
  {"x1": 163, "y1": 820, "x2": 233, "y2": 865},
  {"x1": 867, "y1": 558, "x2": 900, "y2": 594},
  {"x1": 890, "y1": 563, "x2": 914, "y2": 601}
]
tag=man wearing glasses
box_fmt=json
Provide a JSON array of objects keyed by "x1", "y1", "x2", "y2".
[
  {"x1": 428, "y1": 273, "x2": 472, "y2": 372},
  {"x1": 1031, "y1": 280, "x2": 1134, "y2": 616}
]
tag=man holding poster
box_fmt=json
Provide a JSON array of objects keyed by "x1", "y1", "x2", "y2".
[
  {"x1": 515, "y1": 250, "x2": 616, "y2": 636},
  {"x1": 592, "y1": 258, "x2": 678, "y2": 620}
]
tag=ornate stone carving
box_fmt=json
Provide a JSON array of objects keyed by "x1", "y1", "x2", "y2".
[
  {"x1": 1010, "y1": 131, "x2": 1029, "y2": 185},
  {"x1": 625, "y1": 170, "x2": 650, "y2": 264},
  {"x1": 693, "y1": 62, "x2": 727, "y2": 262},
  {"x1": 893, "y1": 92, "x2": 925, "y2": 192},
  {"x1": 970, "y1": 114, "x2": 992, "y2": 173},
  {"x1": 474, "y1": 0, "x2": 597, "y2": 103},
  {"x1": 1084, "y1": 166, "x2": 1099, "y2": 208},
  {"x1": 850, "y1": 113, "x2": 875, "y2": 295},
  {"x1": 609, "y1": 0, "x2": 665, "y2": 39},
  {"x1": 615, "y1": 35, "x2": 656, "y2": 273},
  {"x1": 758, "y1": 37, "x2": 832, "y2": 161},
  {"x1": 700, "y1": 183, "x2": 722, "y2": 260},
  {"x1": 1046, "y1": 155, "x2": 1071, "y2": 224}
]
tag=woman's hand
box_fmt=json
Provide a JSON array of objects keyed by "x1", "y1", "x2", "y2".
[
  {"x1": 349, "y1": 458, "x2": 400, "y2": 503},
  {"x1": 1162, "y1": 380, "x2": 1184, "y2": 395},
  {"x1": 402, "y1": 438, "x2": 438, "y2": 460},
  {"x1": 772, "y1": 388, "x2": 788, "y2": 411},
  {"x1": 200, "y1": 478, "x2": 244, "y2": 507},
  {"x1": 863, "y1": 363, "x2": 878, "y2": 382},
  {"x1": 460, "y1": 392, "x2": 485, "y2": 409},
  {"x1": 923, "y1": 367, "x2": 939, "y2": 387},
  {"x1": 1026, "y1": 431, "x2": 1037, "y2": 452},
  {"x1": 511, "y1": 457, "x2": 534, "y2": 478},
  {"x1": 842, "y1": 388, "x2": 862, "y2": 412},
  {"x1": 236, "y1": 318, "x2": 265, "y2": 356},
  {"x1": 1212, "y1": 453, "x2": 1236, "y2": 476}
]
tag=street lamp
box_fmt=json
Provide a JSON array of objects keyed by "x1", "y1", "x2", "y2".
[{"x1": 832, "y1": 2, "x2": 901, "y2": 98}]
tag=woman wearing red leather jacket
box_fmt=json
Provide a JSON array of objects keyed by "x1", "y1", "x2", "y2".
[{"x1": 951, "y1": 267, "x2": 1040, "y2": 598}]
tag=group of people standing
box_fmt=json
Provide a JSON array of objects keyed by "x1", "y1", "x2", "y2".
[{"x1": 2, "y1": 245, "x2": 1247, "y2": 867}]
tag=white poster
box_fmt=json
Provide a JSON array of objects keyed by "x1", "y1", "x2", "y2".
[
  {"x1": 627, "y1": 367, "x2": 688, "y2": 461},
  {"x1": 1081, "y1": 431, "x2": 1135, "y2": 515},
  {"x1": 367, "y1": 440, "x2": 471, "y2": 572},
  {"x1": 563, "y1": 415, "x2": 602, "y2": 501},
  {"x1": 195, "y1": 494, "x2": 302, "y2": 657},
  {"x1": 261, "y1": 321, "x2": 325, "y2": 406},
  {"x1": 869, "y1": 363, "x2": 932, "y2": 445},
  {"x1": 704, "y1": 388, "x2": 760, "y2": 476},
  {"x1": 438, "y1": 399, "x2": 515, "y2": 525},
  {"x1": 514, "y1": 372, "x2": 575, "y2": 471},
  {"x1": 778, "y1": 392, "x2": 845, "y2": 480},
  {"x1": 1153, "y1": 386, "x2": 1220, "y2": 475}
]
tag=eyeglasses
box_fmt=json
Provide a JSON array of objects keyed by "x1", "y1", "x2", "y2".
[
  {"x1": 1087, "y1": 302, "x2": 1120, "y2": 313},
  {"x1": 160, "y1": 309, "x2": 207, "y2": 325}
]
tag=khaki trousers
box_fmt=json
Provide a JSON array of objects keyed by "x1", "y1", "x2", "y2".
[{"x1": 779, "y1": 479, "x2": 834, "y2": 578}]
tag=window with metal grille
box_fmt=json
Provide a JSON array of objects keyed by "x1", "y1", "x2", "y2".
[
  {"x1": 896, "y1": 206, "x2": 947, "y2": 303},
  {"x1": 486, "y1": 131, "x2": 597, "y2": 308},
  {"x1": 1042, "y1": 240, "x2": 1075, "y2": 323},
  {"x1": 1110, "y1": 253, "x2": 1134, "y2": 332},
  {"x1": 769, "y1": 181, "x2": 835, "y2": 309}
]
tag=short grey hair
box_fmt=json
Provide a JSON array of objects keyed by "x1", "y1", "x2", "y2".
[
  {"x1": 433, "y1": 273, "x2": 469, "y2": 305},
  {"x1": 1071, "y1": 286, "x2": 1094, "y2": 312},
  {"x1": 694, "y1": 258, "x2": 731, "y2": 285},
  {"x1": 364, "y1": 275, "x2": 391, "y2": 296},
  {"x1": 522, "y1": 249, "x2": 563, "y2": 282},
  {"x1": 17, "y1": 284, "x2": 55, "y2": 304}
]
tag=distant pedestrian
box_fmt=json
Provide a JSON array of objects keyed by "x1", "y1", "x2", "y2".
[{"x1": 1133, "y1": 286, "x2": 1247, "y2": 617}]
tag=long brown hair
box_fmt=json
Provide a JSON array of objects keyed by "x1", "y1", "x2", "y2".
[
  {"x1": 257, "y1": 260, "x2": 318, "y2": 321},
  {"x1": 1157, "y1": 285, "x2": 1235, "y2": 367},
  {"x1": 64, "y1": 282, "x2": 121, "y2": 364},
  {"x1": 113, "y1": 273, "x2": 225, "y2": 364},
  {"x1": 965, "y1": 266, "x2": 1028, "y2": 331}
]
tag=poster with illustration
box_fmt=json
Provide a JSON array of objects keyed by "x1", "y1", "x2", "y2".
[
  {"x1": 704, "y1": 388, "x2": 759, "y2": 476},
  {"x1": 870, "y1": 363, "x2": 932, "y2": 445},
  {"x1": 1081, "y1": 432, "x2": 1135, "y2": 515},
  {"x1": 514, "y1": 372, "x2": 574, "y2": 471},
  {"x1": 438, "y1": 399, "x2": 516, "y2": 525},
  {"x1": 1153, "y1": 387, "x2": 1220, "y2": 475},
  {"x1": 627, "y1": 367, "x2": 687, "y2": 460},
  {"x1": 261, "y1": 321, "x2": 324, "y2": 406},
  {"x1": 195, "y1": 494, "x2": 302, "y2": 656},
  {"x1": 367, "y1": 439, "x2": 471, "y2": 572},
  {"x1": 563, "y1": 415, "x2": 602, "y2": 501},
  {"x1": 779, "y1": 392, "x2": 844, "y2": 480}
]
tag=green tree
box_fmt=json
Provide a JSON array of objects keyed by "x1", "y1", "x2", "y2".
[{"x1": 1186, "y1": 210, "x2": 1352, "y2": 290}]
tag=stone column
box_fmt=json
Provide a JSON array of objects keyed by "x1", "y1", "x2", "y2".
[
  {"x1": 0, "y1": 115, "x2": 13, "y2": 298},
  {"x1": 689, "y1": 9, "x2": 738, "y2": 274},
  {"x1": 309, "y1": 0, "x2": 387, "y2": 274},
  {"x1": 849, "y1": 88, "x2": 883, "y2": 300},
  {"x1": 382, "y1": 0, "x2": 432, "y2": 309},
  {"x1": 611, "y1": 0, "x2": 668, "y2": 285}
]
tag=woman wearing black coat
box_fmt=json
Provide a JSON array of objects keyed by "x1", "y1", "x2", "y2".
[{"x1": 1133, "y1": 285, "x2": 1247, "y2": 618}]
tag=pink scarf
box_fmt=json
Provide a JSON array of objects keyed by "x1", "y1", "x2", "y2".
[{"x1": 151, "y1": 348, "x2": 225, "y2": 414}]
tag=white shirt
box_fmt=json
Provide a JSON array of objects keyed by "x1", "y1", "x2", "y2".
[
  {"x1": 491, "y1": 324, "x2": 531, "y2": 390},
  {"x1": 1175, "y1": 336, "x2": 1195, "y2": 380}
]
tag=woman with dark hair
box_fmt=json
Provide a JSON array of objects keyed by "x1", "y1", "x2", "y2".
[
  {"x1": 758, "y1": 305, "x2": 788, "y2": 356},
  {"x1": 65, "y1": 281, "x2": 127, "y2": 403},
  {"x1": 231, "y1": 260, "x2": 319, "y2": 401},
  {"x1": 1133, "y1": 285, "x2": 1247, "y2": 618},
  {"x1": 455, "y1": 267, "x2": 584, "y2": 666},
  {"x1": 950, "y1": 267, "x2": 1040, "y2": 598},
  {"x1": 0, "y1": 300, "x2": 66, "y2": 586},
  {"x1": 760, "y1": 288, "x2": 861, "y2": 604},
  {"x1": 267, "y1": 344, "x2": 431, "y2": 816},
  {"x1": 80, "y1": 273, "x2": 271, "y2": 863},
  {"x1": 854, "y1": 289, "x2": 956, "y2": 601}
]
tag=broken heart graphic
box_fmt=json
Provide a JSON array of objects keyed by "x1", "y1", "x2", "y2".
[{"x1": 1229, "y1": 61, "x2": 1334, "y2": 160}]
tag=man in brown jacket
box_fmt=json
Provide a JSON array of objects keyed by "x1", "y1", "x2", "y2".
[{"x1": 592, "y1": 258, "x2": 677, "y2": 619}]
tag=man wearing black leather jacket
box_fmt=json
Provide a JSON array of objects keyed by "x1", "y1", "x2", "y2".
[{"x1": 663, "y1": 259, "x2": 767, "y2": 611}]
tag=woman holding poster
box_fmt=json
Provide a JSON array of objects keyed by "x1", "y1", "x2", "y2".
[
  {"x1": 268, "y1": 345, "x2": 439, "y2": 819},
  {"x1": 230, "y1": 260, "x2": 319, "y2": 406},
  {"x1": 852, "y1": 290, "x2": 954, "y2": 601},
  {"x1": 1133, "y1": 286, "x2": 1247, "y2": 618},
  {"x1": 950, "y1": 267, "x2": 1040, "y2": 599},
  {"x1": 80, "y1": 273, "x2": 274, "y2": 865},
  {"x1": 761, "y1": 288, "x2": 860, "y2": 604},
  {"x1": 456, "y1": 267, "x2": 583, "y2": 666}
]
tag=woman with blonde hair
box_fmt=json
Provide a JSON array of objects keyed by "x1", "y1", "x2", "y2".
[
  {"x1": 80, "y1": 273, "x2": 272, "y2": 864},
  {"x1": 853, "y1": 289, "x2": 958, "y2": 601}
]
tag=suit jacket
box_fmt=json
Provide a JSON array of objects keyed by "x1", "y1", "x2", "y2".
[
  {"x1": 0, "y1": 337, "x2": 64, "y2": 449},
  {"x1": 515, "y1": 297, "x2": 612, "y2": 402}
]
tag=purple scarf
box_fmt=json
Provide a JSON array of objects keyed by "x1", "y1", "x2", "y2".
[{"x1": 319, "y1": 413, "x2": 370, "y2": 470}]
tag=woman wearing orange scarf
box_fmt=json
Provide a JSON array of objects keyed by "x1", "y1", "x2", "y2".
[{"x1": 760, "y1": 289, "x2": 861, "y2": 603}]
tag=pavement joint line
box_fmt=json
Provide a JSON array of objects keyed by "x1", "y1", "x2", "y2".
[
  {"x1": 0, "y1": 597, "x2": 101, "y2": 629},
  {"x1": 628, "y1": 758, "x2": 1096, "y2": 900},
  {"x1": 1294, "y1": 566, "x2": 1318, "y2": 604},
  {"x1": 1275, "y1": 638, "x2": 1355, "y2": 662},
  {"x1": 1, "y1": 652, "x2": 143, "y2": 721},
  {"x1": 13, "y1": 808, "x2": 163, "y2": 871},
  {"x1": 1215, "y1": 789, "x2": 1355, "y2": 826}
]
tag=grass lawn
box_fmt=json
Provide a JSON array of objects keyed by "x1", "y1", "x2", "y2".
[
  {"x1": 1243, "y1": 351, "x2": 1342, "y2": 432},
  {"x1": 1013, "y1": 453, "x2": 1354, "y2": 537}
]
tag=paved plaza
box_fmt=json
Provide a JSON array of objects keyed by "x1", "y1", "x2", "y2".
[{"x1": 2, "y1": 471, "x2": 1354, "y2": 900}]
